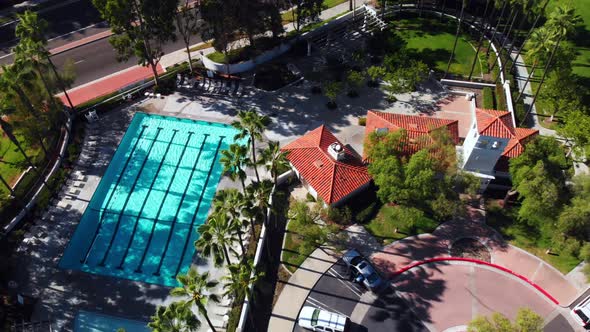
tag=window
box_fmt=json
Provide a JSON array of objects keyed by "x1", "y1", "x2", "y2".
[{"x1": 311, "y1": 309, "x2": 320, "y2": 326}]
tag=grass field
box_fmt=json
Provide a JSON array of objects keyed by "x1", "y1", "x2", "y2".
[
  {"x1": 0, "y1": 132, "x2": 41, "y2": 196},
  {"x1": 282, "y1": 219, "x2": 314, "y2": 273},
  {"x1": 365, "y1": 205, "x2": 439, "y2": 245},
  {"x1": 395, "y1": 18, "x2": 482, "y2": 77},
  {"x1": 547, "y1": 0, "x2": 590, "y2": 79}
]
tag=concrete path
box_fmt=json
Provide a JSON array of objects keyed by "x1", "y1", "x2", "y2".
[
  {"x1": 268, "y1": 247, "x2": 339, "y2": 332},
  {"x1": 371, "y1": 204, "x2": 581, "y2": 306},
  {"x1": 510, "y1": 50, "x2": 589, "y2": 176}
]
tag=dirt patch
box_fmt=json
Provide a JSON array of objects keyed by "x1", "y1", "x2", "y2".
[{"x1": 450, "y1": 238, "x2": 491, "y2": 262}]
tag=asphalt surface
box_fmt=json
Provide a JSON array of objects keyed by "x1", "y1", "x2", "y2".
[
  {"x1": 0, "y1": 0, "x2": 203, "y2": 88},
  {"x1": 0, "y1": 0, "x2": 104, "y2": 54},
  {"x1": 293, "y1": 259, "x2": 426, "y2": 332}
]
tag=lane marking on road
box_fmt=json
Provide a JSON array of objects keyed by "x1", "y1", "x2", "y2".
[
  {"x1": 74, "y1": 59, "x2": 85, "y2": 64},
  {"x1": 306, "y1": 296, "x2": 348, "y2": 317},
  {"x1": 0, "y1": 22, "x2": 108, "y2": 61},
  {"x1": 327, "y1": 268, "x2": 363, "y2": 297}
]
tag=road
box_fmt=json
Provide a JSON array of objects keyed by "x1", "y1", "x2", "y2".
[
  {"x1": 293, "y1": 259, "x2": 426, "y2": 332},
  {"x1": 0, "y1": 0, "x2": 203, "y2": 88},
  {"x1": 0, "y1": 0, "x2": 104, "y2": 55}
]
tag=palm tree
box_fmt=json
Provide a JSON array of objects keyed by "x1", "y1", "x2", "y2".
[
  {"x1": 468, "y1": 0, "x2": 493, "y2": 80},
  {"x1": 444, "y1": 0, "x2": 467, "y2": 78},
  {"x1": 171, "y1": 269, "x2": 220, "y2": 332},
  {"x1": 259, "y1": 141, "x2": 290, "y2": 185},
  {"x1": 486, "y1": 0, "x2": 508, "y2": 57},
  {"x1": 514, "y1": 26, "x2": 554, "y2": 102},
  {"x1": 195, "y1": 213, "x2": 238, "y2": 266},
  {"x1": 213, "y1": 189, "x2": 247, "y2": 255},
  {"x1": 15, "y1": 11, "x2": 75, "y2": 111},
  {"x1": 528, "y1": 4, "x2": 581, "y2": 120},
  {"x1": 220, "y1": 143, "x2": 249, "y2": 191},
  {"x1": 232, "y1": 109, "x2": 271, "y2": 183},
  {"x1": 246, "y1": 179, "x2": 274, "y2": 228},
  {"x1": 508, "y1": 0, "x2": 550, "y2": 75},
  {"x1": 0, "y1": 101, "x2": 54, "y2": 192},
  {"x1": 488, "y1": 4, "x2": 518, "y2": 72},
  {"x1": 148, "y1": 301, "x2": 201, "y2": 332},
  {"x1": 222, "y1": 259, "x2": 264, "y2": 330}
]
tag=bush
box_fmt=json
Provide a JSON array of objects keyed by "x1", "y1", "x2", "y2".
[
  {"x1": 355, "y1": 202, "x2": 377, "y2": 223},
  {"x1": 306, "y1": 193, "x2": 315, "y2": 202},
  {"x1": 254, "y1": 63, "x2": 298, "y2": 91},
  {"x1": 482, "y1": 87, "x2": 494, "y2": 109},
  {"x1": 495, "y1": 83, "x2": 507, "y2": 111},
  {"x1": 515, "y1": 101, "x2": 526, "y2": 124},
  {"x1": 325, "y1": 206, "x2": 353, "y2": 225},
  {"x1": 311, "y1": 86, "x2": 322, "y2": 94},
  {"x1": 358, "y1": 117, "x2": 366, "y2": 126}
]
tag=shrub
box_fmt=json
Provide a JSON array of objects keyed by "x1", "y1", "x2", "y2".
[
  {"x1": 358, "y1": 117, "x2": 366, "y2": 126},
  {"x1": 254, "y1": 63, "x2": 298, "y2": 91},
  {"x1": 495, "y1": 83, "x2": 507, "y2": 111},
  {"x1": 482, "y1": 87, "x2": 494, "y2": 109},
  {"x1": 325, "y1": 206, "x2": 353, "y2": 225},
  {"x1": 355, "y1": 202, "x2": 377, "y2": 223},
  {"x1": 306, "y1": 193, "x2": 315, "y2": 202},
  {"x1": 311, "y1": 86, "x2": 322, "y2": 94},
  {"x1": 515, "y1": 101, "x2": 526, "y2": 124}
]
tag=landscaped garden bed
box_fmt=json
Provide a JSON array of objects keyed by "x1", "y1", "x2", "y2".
[
  {"x1": 485, "y1": 199, "x2": 581, "y2": 274},
  {"x1": 450, "y1": 238, "x2": 491, "y2": 262},
  {"x1": 254, "y1": 63, "x2": 300, "y2": 91}
]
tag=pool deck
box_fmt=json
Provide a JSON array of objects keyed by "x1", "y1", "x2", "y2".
[{"x1": 10, "y1": 107, "x2": 248, "y2": 331}]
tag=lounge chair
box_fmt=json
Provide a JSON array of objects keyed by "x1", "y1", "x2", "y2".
[{"x1": 85, "y1": 110, "x2": 99, "y2": 123}]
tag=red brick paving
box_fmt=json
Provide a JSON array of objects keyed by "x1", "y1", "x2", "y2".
[
  {"x1": 393, "y1": 264, "x2": 556, "y2": 331},
  {"x1": 59, "y1": 64, "x2": 164, "y2": 107},
  {"x1": 371, "y1": 204, "x2": 580, "y2": 306}
]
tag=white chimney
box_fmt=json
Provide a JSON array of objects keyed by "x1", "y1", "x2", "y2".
[{"x1": 328, "y1": 142, "x2": 346, "y2": 161}]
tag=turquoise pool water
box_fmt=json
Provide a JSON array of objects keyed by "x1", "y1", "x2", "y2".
[
  {"x1": 75, "y1": 310, "x2": 149, "y2": 332},
  {"x1": 60, "y1": 113, "x2": 240, "y2": 286}
]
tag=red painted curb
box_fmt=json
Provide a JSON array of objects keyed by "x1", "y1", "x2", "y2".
[{"x1": 393, "y1": 257, "x2": 560, "y2": 305}]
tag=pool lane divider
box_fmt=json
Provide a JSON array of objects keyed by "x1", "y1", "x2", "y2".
[
  {"x1": 116, "y1": 131, "x2": 198, "y2": 270},
  {"x1": 80, "y1": 124, "x2": 149, "y2": 264},
  {"x1": 97, "y1": 127, "x2": 167, "y2": 267},
  {"x1": 134, "y1": 134, "x2": 219, "y2": 274},
  {"x1": 172, "y1": 136, "x2": 226, "y2": 277},
  {"x1": 152, "y1": 132, "x2": 213, "y2": 276}
]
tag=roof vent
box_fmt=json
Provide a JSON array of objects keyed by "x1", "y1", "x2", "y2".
[
  {"x1": 314, "y1": 160, "x2": 324, "y2": 168},
  {"x1": 492, "y1": 141, "x2": 499, "y2": 149},
  {"x1": 328, "y1": 142, "x2": 346, "y2": 161},
  {"x1": 375, "y1": 127, "x2": 389, "y2": 134}
]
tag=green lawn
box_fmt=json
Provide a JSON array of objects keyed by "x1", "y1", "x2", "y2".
[
  {"x1": 0, "y1": 132, "x2": 41, "y2": 196},
  {"x1": 364, "y1": 204, "x2": 439, "y2": 245},
  {"x1": 485, "y1": 200, "x2": 581, "y2": 274},
  {"x1": 547, "y1": 0, "x2": 590, "y2": 79},
  {"x1": 282, "y1": 219, "x2": 314, "y2": 273},
  {"x1": 395, "y1": 18, "x2": 482, "y2": 77}
]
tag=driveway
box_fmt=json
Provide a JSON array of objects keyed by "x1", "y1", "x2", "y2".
[{"x1": 293, "y1": 259, "x2": 426, "y2": 332}]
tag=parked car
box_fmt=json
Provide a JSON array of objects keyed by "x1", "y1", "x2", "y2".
[
  {"x1": 342, "y1": 249, "x2": 384, "y2": 292},
  {"x1": 298, "y1": 306, "x2": 350, "y2": 332},
  {"x1": 571, "y1": 295, "x2": 590, "y2": 328}
]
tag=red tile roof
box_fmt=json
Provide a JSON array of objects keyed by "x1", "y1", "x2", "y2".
[
  {"x1": 364, "y1": 110, "x2": 460, "y2": 158},
  {"x1": 281, "y1": 125, "x2": 372, "y2": 205},
  {"x1": 475, "y1": 109, "x2": 538, "y2": 158}
]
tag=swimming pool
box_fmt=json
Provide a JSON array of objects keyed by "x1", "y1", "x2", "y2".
[
  {"x1": 75, "y1": 310, "x2": 149, "y2": 332},
  {"x1": 60, "y1": 113, "x2": 240, "y2": 286}
]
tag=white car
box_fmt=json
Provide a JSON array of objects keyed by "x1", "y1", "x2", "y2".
[
  {"x1": 298, "y1": 306, "x2": 350, "y2": 332},
  {"x1": 571, "y1": 294, "x2": 590, "y2": 328}
]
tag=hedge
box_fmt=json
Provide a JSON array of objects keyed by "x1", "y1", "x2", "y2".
[{"x1": 482, "y1": 87, "x2": 494, "y2": 109}]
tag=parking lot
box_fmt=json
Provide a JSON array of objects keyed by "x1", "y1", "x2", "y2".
[{"x1": 293, "y1": 259, "x2": 426, "y2": 332}]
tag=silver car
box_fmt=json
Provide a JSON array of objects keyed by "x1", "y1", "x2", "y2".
[{"x1": 342, "y1": 249, "x2": 384, "y2": 292}]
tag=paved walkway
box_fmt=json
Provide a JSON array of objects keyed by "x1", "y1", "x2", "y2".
[
  {"x1": 58, "y1": 64, "x2": 164, "y2": 107},
  {"x1": 268, "y1": 247, "x2": 339, "y2": 332},
  {"x1": 371, "y1": 203, "x2": 581, "y2": 306}
]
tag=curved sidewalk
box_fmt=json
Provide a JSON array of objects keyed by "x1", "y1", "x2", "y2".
[
  {"x1": 371, "y1": 206, "x2": 580, "y2": 306},
  {"x1": 268, "y1": 247, "x2": 339, "y2": 332}
]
